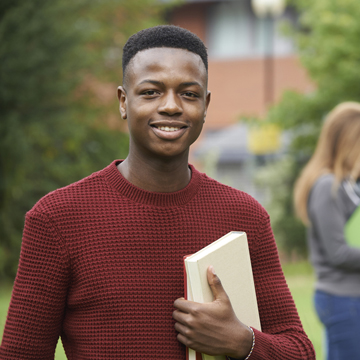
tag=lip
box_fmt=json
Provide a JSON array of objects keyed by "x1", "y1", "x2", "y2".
[{"x1": 150, "y1": 120, "x2": 189, "y2": 140}]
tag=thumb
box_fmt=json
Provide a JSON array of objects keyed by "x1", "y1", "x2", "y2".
[{"x1": 207, "y1": 265, "x2": 228, "y2": 302}]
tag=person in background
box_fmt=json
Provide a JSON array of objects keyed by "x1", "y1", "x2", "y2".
[{"x1": 294, "y1": 102, "x2": 360, "y2": 360}]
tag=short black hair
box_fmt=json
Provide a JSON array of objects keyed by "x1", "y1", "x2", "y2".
[{"x1": 122, "y1": 25, "x2": 208, "y2": 80}]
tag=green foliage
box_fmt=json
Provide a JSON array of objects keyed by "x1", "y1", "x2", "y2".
[
  {"x1": 296, "y1": 0, "x2": 360, "y2": 100},
  {"x1": 259, "y1": 0, "x2": 360, "y2": 257},
  {"x1": 269, "y1": 0, "x2": 360, "y2": 148},
  {"x1": 0, "y1": 0, "x2": 167, "y2": 279}
]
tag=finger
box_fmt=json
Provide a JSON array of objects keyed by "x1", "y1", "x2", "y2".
[
  {"x1": 207, "y1": 265, "x2": 228, "y2": 302},
  {"x1": 172, "y1": 308, "x2": 190, "y2": 325},
  {"x1": 174, "y1": 319, "x2": 192, "y2": 337},
  {"x1": 174, "y1": 297, "x2": 197, "y2": 313},
  {"x1": 174, "y1": 323, "x2": 197, "y2": 349},
  {"x1": 176, "y1": 332, "x2": 192, "y2": 348}
]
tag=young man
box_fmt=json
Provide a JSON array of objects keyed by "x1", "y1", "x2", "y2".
[{"x1": 0, "y1": 25, "x2": 315, "y2": 359}]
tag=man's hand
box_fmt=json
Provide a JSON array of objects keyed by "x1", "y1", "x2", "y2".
[{"x1": 173, "y1": 266, "x2": 253, "y2": 359}]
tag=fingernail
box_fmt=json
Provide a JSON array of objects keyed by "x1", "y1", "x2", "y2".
[{"x1": 210, "y1": 265, "x2": 216, "y2": 275}]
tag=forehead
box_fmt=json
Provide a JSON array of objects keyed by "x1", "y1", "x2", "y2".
[{"x1": 125, "y1": 47, "x2": 207, "y2": 87}]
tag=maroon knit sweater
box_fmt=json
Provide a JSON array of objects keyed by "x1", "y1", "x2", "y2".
[{"x1": 0, "y1": 160, "x2": 315, "y2": 359}]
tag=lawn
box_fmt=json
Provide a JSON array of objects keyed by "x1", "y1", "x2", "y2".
[
  {"x1": 282, "y1": 261, "x2": 324, "y2": 360},
  {"x1": 0, "y1": 261, "x2": 324, "y2": 359}
]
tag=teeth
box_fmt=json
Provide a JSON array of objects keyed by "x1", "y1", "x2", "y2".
[{"x1": 158, "y1": 126, "x2": 180, "y2": 132}]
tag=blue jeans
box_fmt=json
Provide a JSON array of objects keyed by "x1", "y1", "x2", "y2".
[{"x1": 314, "y1": 290, "x2": 360, "y2": 360}]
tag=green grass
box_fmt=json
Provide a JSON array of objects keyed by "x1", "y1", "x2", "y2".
[
  {"x1": 282, "y1": 261, "x2": 324, "y2": 360},
  {"x1": 0, "y1": 282, "x2": 13, "y2": 337},
  {"x1": 1, "y1": 262, "x2": 324, "y2": 359}
]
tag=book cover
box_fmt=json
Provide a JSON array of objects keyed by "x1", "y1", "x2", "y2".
[
  {"x1": 345, "y1": 205, "x2": 360, "y2": 247},
  {"x1": 184, "y1": 231, "x2": 261, "y2": 360}
]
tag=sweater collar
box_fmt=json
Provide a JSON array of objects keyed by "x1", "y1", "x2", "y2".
[{"x1": 103, "y1": 160, "x2": 202, "y2": 207}]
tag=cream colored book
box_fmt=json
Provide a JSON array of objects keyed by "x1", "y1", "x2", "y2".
[{"x1": 184, "y1": 231, "x2": 261, "y2": 360}]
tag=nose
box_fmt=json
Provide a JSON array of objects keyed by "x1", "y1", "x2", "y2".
[{"x1": 158, "y1": 91, "x2": 183, "y2": 116}]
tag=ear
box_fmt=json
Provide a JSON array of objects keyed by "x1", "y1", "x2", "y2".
[
  {"x1": 203, "y1": 90, "x2": 211, "y2": 122},
  {"x1": 117, "y1": 86, "x2": 127, "y2": 119}
]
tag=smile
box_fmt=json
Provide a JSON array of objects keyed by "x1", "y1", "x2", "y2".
[
  {"x1": 150, "y1": 123, "x2": 188, "y2": 140},
  {"x1": 158, "y1": 126, "x2": 181, "y2": 132}
]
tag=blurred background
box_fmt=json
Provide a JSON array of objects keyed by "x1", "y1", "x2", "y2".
[{"x1": 2, "y1": 0, "x2": 360, "y2": 358}]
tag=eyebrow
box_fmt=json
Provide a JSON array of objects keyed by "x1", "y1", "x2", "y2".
[{"x1": 139, "y1": 79, "x2": 202, "y2": 87}]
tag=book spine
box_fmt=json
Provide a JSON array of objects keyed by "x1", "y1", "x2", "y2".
[
  {"x1": 186, "y1": 260, "x2": 205, "y2": 303},
  {"x1": 184, "y1": 256, "x2": 203, "y2": 360}
]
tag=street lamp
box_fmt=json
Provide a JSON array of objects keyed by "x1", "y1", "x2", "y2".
[
  {"x1": 251, "y1": 0, "x2": 285, "y2": 18},
  {"x1": 251, "y1": 0, "x2": 286, "y2": 108}
]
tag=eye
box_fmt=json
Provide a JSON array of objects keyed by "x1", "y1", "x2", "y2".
[
  {"x1": 142, "y1": 90, "x2": 159, "y2": 97},
  {"x1": 183, "y1": 92, "x2": 199, "y2": 98}
]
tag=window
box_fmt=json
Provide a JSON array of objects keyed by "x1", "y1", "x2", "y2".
[{"x1": 207, "y1": 0, "x2": 295, "y2": 59}]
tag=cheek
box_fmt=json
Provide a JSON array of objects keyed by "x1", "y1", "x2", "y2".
[
  {"x1": 126, "y1": 102, "x2": 151, "y2": 122},
  {"x1": 191, "y1": 106, "x2": 207, "y2": 125},
  {"x1": 189, "y1": 114, "x2": 204, "y2": 142},
  {"x1": 186, "y1": 101, "x2": 206, "y2": 116}
]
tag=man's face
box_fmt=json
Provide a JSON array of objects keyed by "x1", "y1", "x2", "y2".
[{"x1": 118, "y1": 47, "x2": 210, "y2": 161}]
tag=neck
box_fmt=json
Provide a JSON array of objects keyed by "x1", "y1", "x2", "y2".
[{"x1": 117, "y1": 153, "x2": 191, "y2": 193}]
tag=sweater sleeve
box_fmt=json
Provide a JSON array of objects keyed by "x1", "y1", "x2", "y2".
[
  {"x1": 0, "y1": 210, "x2": 71, "y2": 360},
  {"x1": 309, "y1": 177, "x2": 360, "y2": 271},
  {"x1": 248, "y1": 211, "x2": 315, "y2": 359}
]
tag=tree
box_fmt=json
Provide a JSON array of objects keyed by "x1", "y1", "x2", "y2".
[
  {"x1": 257, "y1": 0, "x2": 360, "y2": 257},
  {"x1": 0, "y1": 0, "x2": 168, "y2": 279}
]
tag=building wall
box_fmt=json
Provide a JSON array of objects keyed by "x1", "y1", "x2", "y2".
[
  {"x1": 169, "y1": 2, "x2": 208, "y2": 43},
  {"x1": 206, "y1": 56, "x2": 314, "y2": 128}
]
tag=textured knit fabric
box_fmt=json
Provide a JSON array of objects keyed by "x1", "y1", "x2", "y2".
[
  {"x1": 307, "y1": 174, "x2": 360, "y2": 296},
  {"x1": 0, "y1": 160, "x2": 315, "y2": 359}
]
